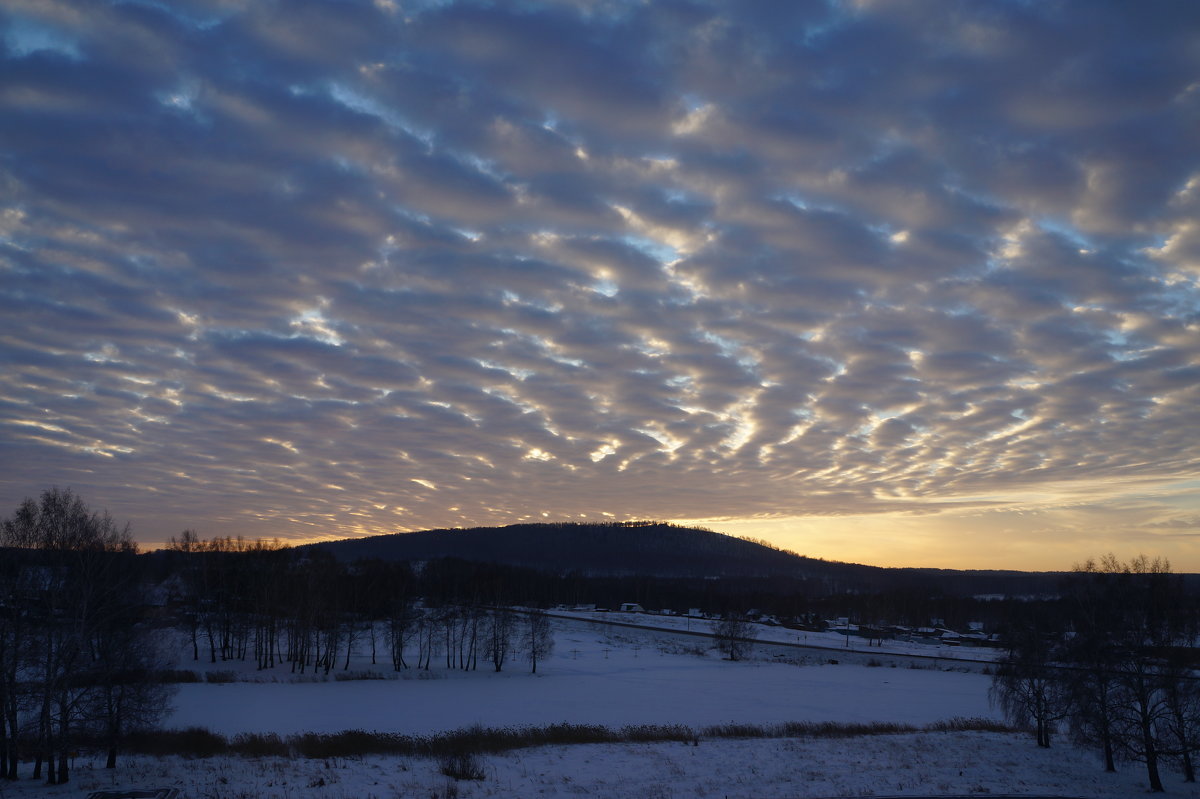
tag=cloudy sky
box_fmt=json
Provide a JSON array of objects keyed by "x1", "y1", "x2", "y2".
[{"x1": 2, "y1": 0, "x2": 1199, "y2": 570}]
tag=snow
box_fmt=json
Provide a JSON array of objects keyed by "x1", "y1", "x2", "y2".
[
  {"x1": 555, "y1": 609, "x2": 1004, "y2": 664},
  {"x1": 5, "y1": 732, "x2": 1195, "y2": 798},
  {"x1": 167, "y1": 622, "x2": 995, "y2": 735},
  {"x1": 4, "y1": 615, "x2": 1196, "y2": 797}
]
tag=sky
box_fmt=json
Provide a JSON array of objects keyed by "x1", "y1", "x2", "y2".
[{"x1": 2, "y1": 0, "x2": 1199, "y2": 571}]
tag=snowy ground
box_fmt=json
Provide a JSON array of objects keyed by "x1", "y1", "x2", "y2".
[
  {"x1": 167, "y1": 620, "x2": 995, "y2": 735},
  {"x1": 552, "y1": 609, "x2": 1004, "y2": 665},
  {"x1": 4, "y1": 732, "x2": 1195, "y2": 798},
  {"x1": 3, "y1": 615, "x2": 1195, "y2": 797}
]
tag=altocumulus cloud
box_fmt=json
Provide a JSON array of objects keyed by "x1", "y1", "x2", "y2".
[{"x1": 1, "y1": 0, "x2": 1199, "y2": 560}]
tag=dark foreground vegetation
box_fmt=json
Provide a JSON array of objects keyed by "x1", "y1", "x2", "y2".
[
  {"x1": 3, "y1": 487, "x2": 1200, "y2": 793},
  {"x1": 121, "y1": 716, "x2": 1012, "y2": 760},
  {"x1": 0, "y1": 489, "x2": 173, "y2": 785},
  {"x1": 992, "y1": 554, "x2": 1200, "y2": 792}
]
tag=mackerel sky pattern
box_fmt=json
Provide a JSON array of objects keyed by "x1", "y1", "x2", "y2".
[{"x1": 2, "y1": 1, "x2": 1199, "y2": 563}]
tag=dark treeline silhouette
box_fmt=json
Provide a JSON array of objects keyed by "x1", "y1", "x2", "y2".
[
  {"x1": 992, "y1": 555, "x2": 1200, "y2": 792},
  {"x1": 0, "y1": 488, "x2": 174, "y2": 786},
  {"x1": 148, "y1": 541, "x2": 554, "y2": 677},
  {"x1": 147, "y1": 540, "x2": 1038, "y2": 647},
  {"x1": 307, "y1": 521, "x2": 812, "y2": 578},
  {"x1": 7, "y1": 496, "x2": 1200, "y2": 791},
  {"x1": 302, "y1": 521, "x2": 1076, "y2": 599}
]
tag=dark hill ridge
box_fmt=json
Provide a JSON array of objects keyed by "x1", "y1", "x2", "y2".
[
  {"x1": 308, "y1": 521, "x2": 811, "y2": 578},
  {"x1": 305, "y1": 521, "x2": 1068, "y2": 596}
]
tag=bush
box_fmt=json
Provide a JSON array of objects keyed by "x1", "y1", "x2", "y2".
[
  {"x1": 120, "y1": 717, "x2": 1009, "y2": 762},
  {"x1": 293, "y1": 729, "x2": 415, "y2": 758},
  {"x1": 925, "y1": 717, "x2": 1013, "y2": 733},
  {"x1": 541, "y1": 723, "x2": 618, "y2": 746},
  {"x1": 205, "y1": 670, "x2": 238, "y2": 684},
  {"x1": 439, "y1": 752, "x2": 486, "y2": 781},
  {"x1": 156, "y1": 669, "x2": 203, "y2": 683},
  {"x1": 621, "y1": 723, "x2": 693, "y2": 743},
  {"x1": 232, "y1": 732, "x2": 288, "y2": 758},
  {"x1": 125, "y1": 726, "x2": 228, "y2": 758},
  {"x1": 701, "y1": 722, "x2": 765, "y2": 738}
]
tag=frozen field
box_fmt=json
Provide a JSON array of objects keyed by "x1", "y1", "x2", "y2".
[
  {"x1": 166, "y1": 619, "x2": 995, "y2": 736},
  {"x1": 551, "y1": 608, "x2": 1004, "y2": 664},
  {"x1": 4, "y1": 615, "x2": 1196, "y2": 797}
]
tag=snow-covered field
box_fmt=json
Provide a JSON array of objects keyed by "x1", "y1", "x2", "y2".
[
  {"x1": 167, "y1": 621, "x2": 994, "y2": 735},
  {"x1": 3, "y1": 615, "x2": 1196, "y2": 797},
  {"x1": 552, "y1": 609, "x2": 1004, "y2": 665},
  {"x1": 4, "y1": 731, "x2": 1184, "y2": 799}
]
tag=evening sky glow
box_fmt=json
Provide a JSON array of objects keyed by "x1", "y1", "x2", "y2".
[{"x1": 2, "y1": 0, "x2": 1199, "y2": 569}]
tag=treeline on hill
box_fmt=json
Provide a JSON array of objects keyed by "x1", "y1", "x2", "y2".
[
  {"x1": 305, "y1": 521, "x2": 1070, "y2": 599},
  {"x1": 993, "y1": 555, "x2": 1200, "y2": 793},
  {"x1": 307, "y1": 521, "x2": 812, "y2": 578},
  {"x1": 151, "y1": 537, "x2": 1029, "y2": 640}
]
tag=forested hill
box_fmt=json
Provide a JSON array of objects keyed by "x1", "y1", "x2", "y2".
[
  {"x1": 303, "y1": 521, "x2": 1066, "y2": 596},
  {"x1": 307, "y1": 522, "x2": 815, "y2": 578}
]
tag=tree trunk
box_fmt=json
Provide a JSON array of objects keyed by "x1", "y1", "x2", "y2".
[
  {"x1": 1146, "y1": 752, "x2": 1164, "y2": 793},
  {"x1": 1143, "y1": 720, "x2": 1164, "y2": 793}
]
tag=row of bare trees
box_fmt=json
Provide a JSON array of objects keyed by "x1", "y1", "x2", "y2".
[
  {"x1": 993, "y1": 555, "x2": 1200, "y2": 792},
  {"x1": 385, "y1": 602, "x2": 552, "y2": 673},
  {"x1": 0, "y1": 489, "x2": 173, "y2": 785},
  {"x1": 163, "y1": 534, "x2": 553, "y2": 676}
]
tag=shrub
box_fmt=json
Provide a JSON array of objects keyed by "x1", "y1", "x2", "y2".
[
  {"x1": 701, "y1": 723, "x2": 765, "y2": 738},
  {"x1": 125, "y1": 726, "x2": 228, "y2": 758},
  {"x1": 439, "y1": 752, "x2": 486, "y2": 781},
  {"x1": 621, "y1": 724, "x2": 693, "y2": 743},
  {"x1": 293, "y1": 729, "x2": 416, "y2": 758},
  {"x1": 120, "y1": 716, "x2": 1010, "y2": 763},
  {"x1": 232, "y1": 732, "x2": 288, "y2": 758},
  {"x1": 925, "y1": 717, "x2": 1013, "y2": 733},
  {"x1": 156, "y1": 669, "x2": 203, "y2": 683}
]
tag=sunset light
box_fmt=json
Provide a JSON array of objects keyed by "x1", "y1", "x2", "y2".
[{"x1": 2, "y1": 1, "x2": 1198, "y2": 570}]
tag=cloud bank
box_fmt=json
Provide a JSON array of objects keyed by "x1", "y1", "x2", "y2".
[{"x1": 2, "y1": 0, "x2": 1198, "y2": 565}]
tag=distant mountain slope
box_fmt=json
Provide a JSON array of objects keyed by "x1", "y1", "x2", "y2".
[
  {"x1": 303, "y1": 521, "x2": 1068, "y2": 597},
  {"x1": 308, "y1": 521, "x2": 820, "y2": 578}
]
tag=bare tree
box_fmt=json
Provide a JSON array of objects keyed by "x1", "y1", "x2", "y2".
[
  {"x1": 712, "y1": 612, "x2": 756, "y2": 662},
  {"x1": 86, "y1": 623, "x2": 176, "y2": 769},
  {"x1": 486, "y1": 609, "x2": 515, "y2": 672},
  {"x1": 991, "y1": 613, "x2": 1068, "y2": 748},
  {"x1": 523, "y1": 609, "x2": 554, "y2": 674},
  {"x1": 1057, "y1": 554, "x2": 1198, "y2": 793},
  {"x1": 1062, "y1": 558, "x2": 1124, "y2": 771},
  {"x1": 0, "y1": 484, "x2": 144, "y2": 782}
]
